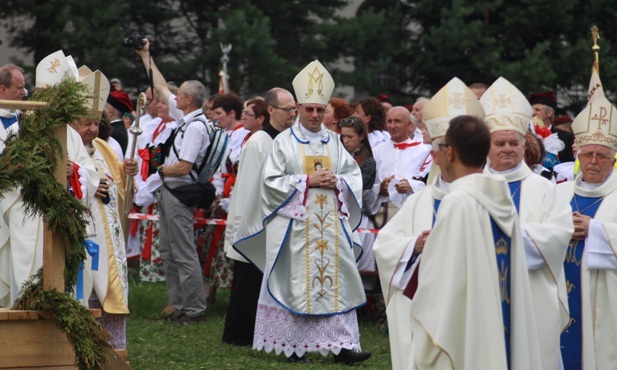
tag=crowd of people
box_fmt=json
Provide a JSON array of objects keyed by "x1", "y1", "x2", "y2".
[{"x1": 0, "y1": 37, "x2": 616, "y2": 369}]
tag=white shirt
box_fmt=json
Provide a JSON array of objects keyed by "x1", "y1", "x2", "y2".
[{"x1": 165, "y1": 95, "x2": 210, "y2": 184}]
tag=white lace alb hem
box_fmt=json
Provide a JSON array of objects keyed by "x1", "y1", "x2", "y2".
[{"x1": 253, "y1": 303, "x2": 361, "y2": 357}]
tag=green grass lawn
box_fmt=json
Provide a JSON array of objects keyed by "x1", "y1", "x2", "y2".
[{"x1": 126, "y1": 277, "x2": 392, "y2": 369}]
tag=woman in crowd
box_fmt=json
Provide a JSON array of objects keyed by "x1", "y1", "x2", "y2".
[
  {"x1": 339, "y1": 116, "x2": 377, "y2": 272},
  {"x1": 323, "y1": 97, "x2": 352, "y2": 133},
  {"x1": 352, "y1": 97, "x2": 389, "y2": 149}
]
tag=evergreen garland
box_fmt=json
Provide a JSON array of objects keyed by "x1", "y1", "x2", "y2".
[{"x1": 3, "y1": 78, "x2": 111, "y2": 369}]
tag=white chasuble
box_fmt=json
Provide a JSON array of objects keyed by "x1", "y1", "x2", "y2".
[
  {"x1": 87, "y1": 139, "x2": 129, "y2": 314},
  {"x1": 373, "y1": 175, "x2": 446, "y2": 370},
  {"x1": 236, "y1": 123, "x2": 365, "y2": 357},
  {"x1": 557, "y1": 170, "x2": 617, "y2": 370},
  {"x1": 486, "y1": 162, "x2": 572, "y2": 370},
  {"x1": 409, "y1": 174, "x2": 542, "y2": 370},
  {"x1": 248, "y1": 123, "x2": 364, "y2": 315}
]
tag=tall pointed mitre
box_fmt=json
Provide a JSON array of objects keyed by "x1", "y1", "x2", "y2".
[
  {"x1": 292, "y1": 60, "x2": 335, "y2": 105},
  {"x1": 77, "y1": 65, "x2": 110, "y2": 119},
  {"x1": 572, "y1": 96, "x2": 617, "y2": 151},
  {"x1": 35, "y1": 50, "x2": 77, "y2": 88},
  {"x1": 422, "y1": 77, "x2": 485, "y2": 139},
  {"x1": 480, "y1": 77, "x2": 532, "y2": 136}
]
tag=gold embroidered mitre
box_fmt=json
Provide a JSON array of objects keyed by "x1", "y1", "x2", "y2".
[
  {"x1": 76, "y1": 65, "x2": 110, "y2": 119},
  {"x1": 480, "y1": 77, "x2": 532, "y2": 136},
  {"x1": 292, "y1": 60, "x2": 335, "y2": 105},
  {"x1": 422, "y1": 77, "x2": 485, "y2": 139},
  {"x1": 35, "y1": 50, "x2": 78, "y2": 88},
  {"x1": 572, "y1": 96, "x2": 617, "y2": 151}
]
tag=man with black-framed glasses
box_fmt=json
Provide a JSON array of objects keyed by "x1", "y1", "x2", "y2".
[{"x1": 264, "y1": 87, "x2": 296, "y2": 137}]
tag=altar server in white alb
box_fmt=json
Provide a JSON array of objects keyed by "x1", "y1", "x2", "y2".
[
  {"x1": 557, "y1": 95, "x2": 617, "y2": 370},
  {"x1": 0, "y1": 51, "x2": 98, "y2": 308},
  {"x1": 373, "y1": 77, "x2": 485, "y2": 370},
  {"x1": 482, "y1": 77, "x2": 572, "y2": 370},
  {"x1": 235, "y1": 60, "x2": 371, "y2": 365},
  {"x1": 407, "y1": 114, "x2": 542, "y2": 370}
]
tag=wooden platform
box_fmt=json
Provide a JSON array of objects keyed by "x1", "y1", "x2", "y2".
[{"x1": 0, "y1": 309, "x2": 129, "y2": 370}]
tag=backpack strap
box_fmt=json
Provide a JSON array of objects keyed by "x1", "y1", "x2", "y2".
[{"x1": 169, "y1": 113, "x2": 210, "y2": 184}]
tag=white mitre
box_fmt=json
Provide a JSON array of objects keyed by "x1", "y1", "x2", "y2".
[
  {"x1": 76, "y1": 66, "x2": 110, "y2": 119},
  {"x1": 572, "y1": 96, "x2": 617, "y2": 152},
  {"x1": 35, "y1": 50, "x2": 78, "y2": 88},
  {"x1": 292, "y1": 60, "x2": 335, "y2": 105},
  {"x1": 422, "y1": 77, "x2": 485, "y2": 139},
  {"x1": 480, "y1": 77, "x2": 532, "y2": 136}
]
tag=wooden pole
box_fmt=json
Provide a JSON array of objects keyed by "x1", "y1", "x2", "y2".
[{"x1": 42, "y1": 125, "x2": 67, "y2": 292}]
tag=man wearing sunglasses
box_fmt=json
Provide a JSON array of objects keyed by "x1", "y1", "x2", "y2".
[
  {"x1": 557, "y1": 95, "x2": 617, "y2": 370},
  {"x1": 235, "y1": 60, "x2": 370, "y2": 365}
]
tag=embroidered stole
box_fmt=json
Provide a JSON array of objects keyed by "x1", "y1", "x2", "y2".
[
  {"x1": 560, "y1": 195, "x2": 602, "y2": 370},
  {"x1": 490, "y1": 218, "x2": 512, "y2": 368}
]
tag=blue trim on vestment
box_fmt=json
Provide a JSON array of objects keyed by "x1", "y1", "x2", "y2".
[
  {"x1": 507, "y1": 180, "x2": 522, "y2": 213},
  {"x1": 490, "y1": 217, "x2": 511, "y2": 368}
]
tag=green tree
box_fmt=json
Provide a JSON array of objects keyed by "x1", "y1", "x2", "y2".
[
  {"x1": 0, "y1": 0, "x2": 129, "y2": 82},
  {"x1": 408, "y1": 0, "x2": 616, "y2": 110}
]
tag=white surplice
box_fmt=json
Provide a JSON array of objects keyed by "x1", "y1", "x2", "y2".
[
  {"x1": 224, "y1": 131, "x2": 273, "y2": 262},
  {"x1": 371, "y1": 139, "x2": 432, "y2": 214}
]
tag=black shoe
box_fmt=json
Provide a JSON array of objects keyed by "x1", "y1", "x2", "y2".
[
  {"x1": 288, "y1": 353, "x2": 310, "y2": 363},
  {"x1": 162, "y1": 311, "x2": 181, "y2": 321},
  {"x1": 334, "y1": 349, "x2": 372, "y2": 365},
  {"x1": 176, "y1": 313, "x2": 207, "y2": 326}
]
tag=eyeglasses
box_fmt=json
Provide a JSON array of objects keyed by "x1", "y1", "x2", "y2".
[
  {"x1": 578, "y1": 152, "x2": 614, "y2": 162},
  {"x1": 241, "y1": 110, "x2": 256, "y2": 117},
  {"x1": 437, "y1": 143, "x2": 452, "y2": 150},
  {"x1": 271, "y1": 105, "x2": 297, "y2": 114},
  {"x1": 299, "y1": 104, "x2": 326, "y2": 114}
]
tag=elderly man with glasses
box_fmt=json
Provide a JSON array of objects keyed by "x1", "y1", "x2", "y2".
[{"x1": 557, "y1": 95, "x2": 617, "y2": 370}]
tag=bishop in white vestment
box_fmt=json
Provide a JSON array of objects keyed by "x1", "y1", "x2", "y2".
[
  {"x1": 557, "y1": 96, "x2": 617, "y2": 370},
  {"x1": 482, "y1": 77, "x2": 572, "y2": 370},
  {"x1": 235, "y1": 61, "x2": 370, "y2": 364}
]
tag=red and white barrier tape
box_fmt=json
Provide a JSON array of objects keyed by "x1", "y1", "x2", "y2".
[{"x1": 128, "y1": 212, "x2": 380, "y2": 234}]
